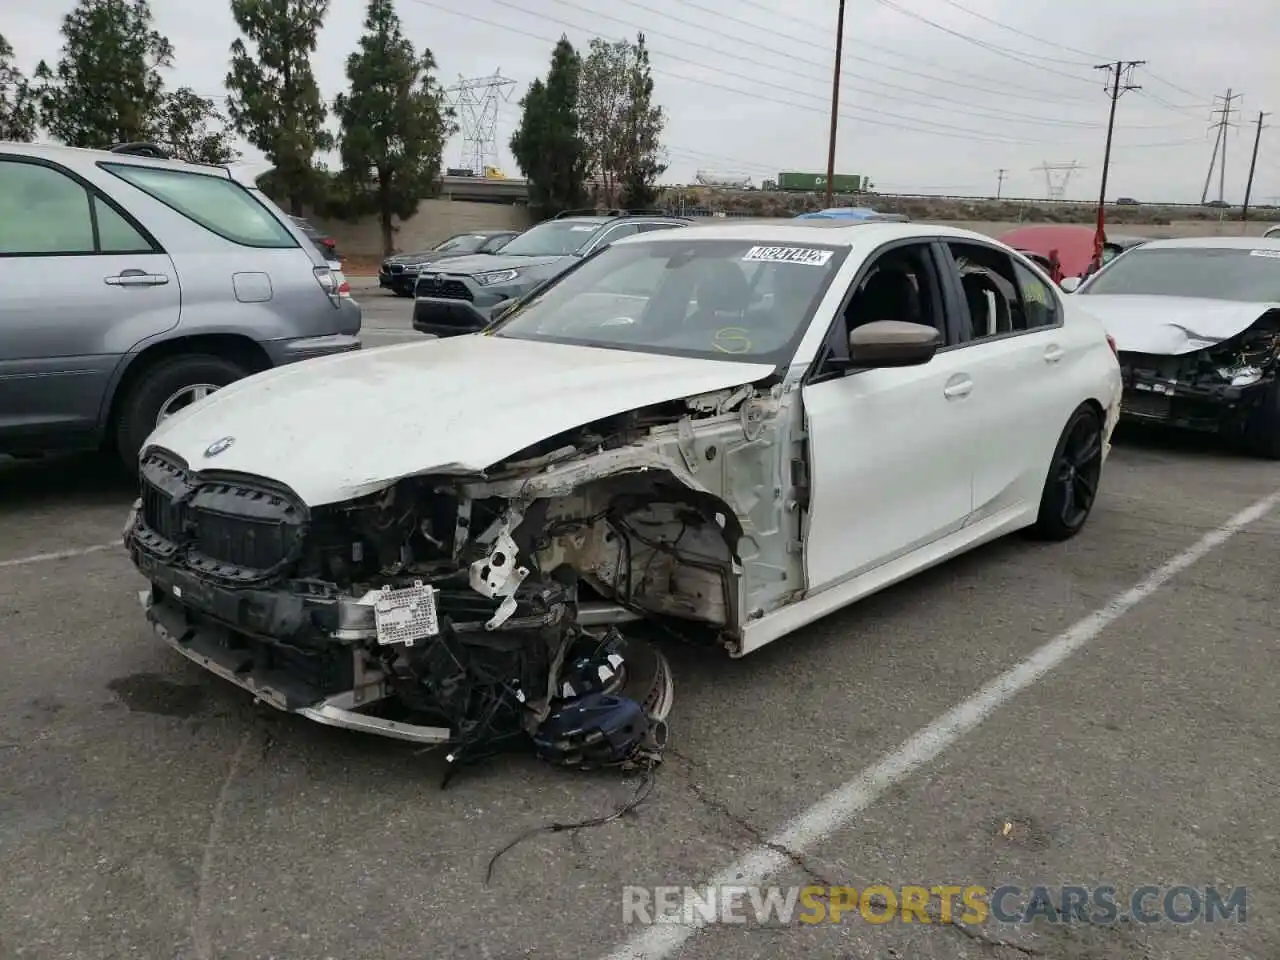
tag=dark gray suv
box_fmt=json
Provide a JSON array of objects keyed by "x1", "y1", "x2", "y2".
[{"x1": 411, "y1": 211, "x2": 690, "y2": 337}]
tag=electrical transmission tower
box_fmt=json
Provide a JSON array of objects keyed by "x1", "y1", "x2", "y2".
[
  {"x1": 1034, "y1": 161, "x2": 1082, "y2": 200},
  {"x1": 1201, "y1": 88, "x2": 1242, "y2": 205},
  {"x1": 444, "y1": 71, "x2": 517, "y2": 176}
]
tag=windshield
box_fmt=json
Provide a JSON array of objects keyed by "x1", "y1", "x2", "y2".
[
  {"x1": 433, "y1": 233, "x2": 492, "y2": 254},
  {"x1": 1082, "y1": 247, "x2": 1280, "y2": 302},
  {"x1": 497, "y1": 220, "x2": 603, "y2": 257},
  {"x1": 490, "y1": 237, "x2": 847, "y2": 363}
]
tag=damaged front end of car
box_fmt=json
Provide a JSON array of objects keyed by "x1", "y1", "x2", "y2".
[
  {"x1": 123, "y1": 380, "x2": 804, "y2": 773},
  {"x1": 1118, "y1": 310, "x2": 1280, "y2": 436}
]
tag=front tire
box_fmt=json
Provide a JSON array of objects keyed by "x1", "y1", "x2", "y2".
[
  {"x1": 1030, "y1": 404, "x2": 1105, "y2": 541},
  {"x1": 114, "y1": 354, "x2": 250, "y2": 471}
]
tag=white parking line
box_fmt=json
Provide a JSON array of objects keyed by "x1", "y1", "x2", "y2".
[
  {"x1": 600, "y1": 489, "x2": 1280, "y2": 960},
  {"x1": 0, "y1": 542, "x2": 118, "y2": 569}
]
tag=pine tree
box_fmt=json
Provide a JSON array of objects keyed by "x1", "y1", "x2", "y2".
[{"x1": 510, "y1": 36, "x2": 588, "y2": 219}]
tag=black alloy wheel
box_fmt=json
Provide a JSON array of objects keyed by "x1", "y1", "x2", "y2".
[{"x1": 1032, "y1": 405, "x2": 1104, "y2": 541}]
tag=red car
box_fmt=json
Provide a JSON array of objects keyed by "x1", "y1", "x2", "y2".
[{"x1": 998, "y1": 225, "x2": 1148, "y2": 285}]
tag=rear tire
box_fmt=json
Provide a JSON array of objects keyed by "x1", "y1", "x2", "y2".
[
  {"x1": 114, "y1": 354, "x2": 250, "y2": 471},
  {"x1": 1030, "y1": 404, "x2": 1105, "y2": 542}
]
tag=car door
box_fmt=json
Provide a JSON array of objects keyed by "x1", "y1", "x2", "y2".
[
  {"x1": 800, "y1": 239, "x2": 979, "y2": 592},
  {"x1": 0, "y1": 156, "x2": 179, "y2": 445},
  {"x1": 935, "y1": 239, "x2": 1074, "y2": 521}
]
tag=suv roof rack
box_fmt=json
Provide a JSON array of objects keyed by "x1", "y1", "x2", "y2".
[
  {"x1": 109, "y1": 142, "x2": 172, "y2": 159},
  {"x1": 551, "y1": 207, "x2": 671, "y2": 220}
]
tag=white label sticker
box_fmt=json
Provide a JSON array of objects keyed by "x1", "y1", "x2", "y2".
[
  {"x1": 569, "y1": 225, "x2": 597, "y2": 231},
  {"x1": 1248, "y1": 248, "x2": 1280, "y2": 258},
  {"x1": 742, "y1": 245, "x2": 833, "y2": 266}
]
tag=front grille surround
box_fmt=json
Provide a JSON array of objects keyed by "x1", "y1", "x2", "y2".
[{"x1": 135, "y1": 449, "x2": 309, "y2": 582}]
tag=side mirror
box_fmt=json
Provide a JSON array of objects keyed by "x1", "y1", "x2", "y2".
[
  {"x1": 847, "y1": 320, "x2": 941, "y2": 368},
  {"x1": 1059, "y1": 276, "x2": 1082, "y2": 293}
]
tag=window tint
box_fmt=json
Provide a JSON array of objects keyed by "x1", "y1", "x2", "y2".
[
  {"x1": 102, "y1": 163, "x2": 297, "y2": 248},
  {"x1": 592, "y1": 223, "x2": 641, "y2": 249},
  {"x1": 94, "y1": 196, "x2": 152, "y2": 253},
  {"x1": 1012, "y1": 260, "x2": 1059, "y2": 329},
  {"x1": 0, "y1": 160, "x2": 95, "y2": 254}
]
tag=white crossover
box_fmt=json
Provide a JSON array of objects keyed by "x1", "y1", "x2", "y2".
[{"x1": 123, "y1": 220, "x2": 1123, "y2": 763}]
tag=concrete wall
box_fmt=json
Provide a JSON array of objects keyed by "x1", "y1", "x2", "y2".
[
  {"x1": 317, "y1": 203, "x2": 1275, "y2": 257},
  {"x1": 307, "y1": 199, "x2": 533, "y2": 257}
]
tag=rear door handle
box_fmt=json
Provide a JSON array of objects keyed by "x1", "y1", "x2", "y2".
[
  {"x1": 105, "y1": 271, "x2": 169, "y2": 287},
  {"x1": 943, "y1": 376, "x2": 973, "y2": 400},
  {"x1": 1043, "y1": 344, "x2": 1065, "y2": 363}
]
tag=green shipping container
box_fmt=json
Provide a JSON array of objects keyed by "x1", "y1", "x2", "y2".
[{"x1": 776, "y1": 171, "x2": 863, "y2": 193}]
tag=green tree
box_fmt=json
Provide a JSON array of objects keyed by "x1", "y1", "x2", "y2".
[
  {"x1": 616, "y1": 34, "x2": 666, "y2": 210},
  {"x1": 153, "y1": 88, "x2": 239, "y2": 164},
  {"x1": 578, "y1": 34, "x2": 666, "y2": 209},
  {"x1": 226, "y1": 0, "x2": 332, "y2": 215},
  {"x1": 510, "y1": 36, "x2": 588, "y2": 219},
  {"x1": 0, "y1": 34, "x2": 38, "y2": 142},
  {"x1": 333, "y1": 0, "x2": 454, "y2": 255},
  {"x1": 34, "y1": 0, "x2": 173, "y2": 148}
]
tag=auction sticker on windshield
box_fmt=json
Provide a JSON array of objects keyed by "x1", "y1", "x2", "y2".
[
  {"x1": 1248, "y1": 249, "x2": 1280, "y2": 258},
  {"x1": 743, "y1": 245, "x2": 833, "y2": 266}
]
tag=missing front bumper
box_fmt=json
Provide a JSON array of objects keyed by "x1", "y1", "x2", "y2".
[{"x1": 140, "y1": 589, "x2": 451, "y2": 744}]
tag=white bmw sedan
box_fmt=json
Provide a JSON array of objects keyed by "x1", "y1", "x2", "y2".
[{"x1": 123, "y1": 220, "x2": 1122, "y2": 755}]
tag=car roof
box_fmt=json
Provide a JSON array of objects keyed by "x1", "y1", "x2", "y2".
[
  {"x1": 611, "y1": 219, "x2": 1006, "y2": 248},
  {"x1": 1121, "y1": 236, "x2": 1280, "y2": 251},
  {"x1": 1, "y1": 140, "x2": 234, "y2": 178}
]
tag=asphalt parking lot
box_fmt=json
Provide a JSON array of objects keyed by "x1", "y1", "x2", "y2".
[
  {"x1": 2, "y1": 368, "x2": 1279, "y2": 957},
  {"x1": 353, "y1": 278, "x2": 433, "y2": 347}
]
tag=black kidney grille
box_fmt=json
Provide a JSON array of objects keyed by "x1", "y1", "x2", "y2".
[{"x1": 190, "y1": 511, "x2": 296, "y2": 570}]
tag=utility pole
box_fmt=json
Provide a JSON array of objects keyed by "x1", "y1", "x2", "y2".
[
  {"x1": 824, "y1": 0, "x2": 846, "y2": 209},
  {"x1": 995, "y1": 168, "x2": 1007, "y2": 199},
  {"x1": 1092, "y1": 60, "x2": 1144, "y2": 270},
  {"x1": 1242, "y1": 110, "x2": 1269, "y2": 222},
  {"x1": 1201, "y1": 89, "x2": 1242, "y2": 205}
]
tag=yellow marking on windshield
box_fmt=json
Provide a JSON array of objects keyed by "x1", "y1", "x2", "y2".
[{"x1": 712, "y1": 327, "x2": 752, "y2": 354}]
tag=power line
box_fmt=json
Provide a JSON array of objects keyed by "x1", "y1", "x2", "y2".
[
  {"x1": 869, "y1": 0, "x2": 1100, "y2": 80},
  {"x1": 548, "y1": 0, "x2": 1180, "y2": 131},
  {"x1": 686, "y1": 0, "x2": 1101, "y2": 104},
  {"x1": 410, "y1": 0, "x2": 1060, "y2": 146},
  {"x1": 928, "y1": 0, "x2": 1107, "y2": 60}
]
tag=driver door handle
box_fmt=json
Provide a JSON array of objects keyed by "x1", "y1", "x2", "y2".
[
  {"x1": 943, "y1": 375, "x2": 973, "y2": 400},
  {"x1": 1043, "y1": 344, "x2": 1064, "y2": 363}
]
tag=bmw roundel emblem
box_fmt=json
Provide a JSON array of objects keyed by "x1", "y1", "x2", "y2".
[{"x1": 204, "y1": 436, "x2": 235, "y2": 458}]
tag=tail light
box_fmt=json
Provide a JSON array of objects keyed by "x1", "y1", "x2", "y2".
[
  {"x1": 1105, "y1": 334, "x2": 1118, "y2": 358},
  {"x1": 313, "y1": 265, "x2": 342, "y2": 305},
  {"x1": 322, "y1": 237, "x2": 336, "y2": 251}
]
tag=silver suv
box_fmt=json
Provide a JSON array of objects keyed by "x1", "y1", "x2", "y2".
[{"x1": 0, "y1": 141, "x2": 362, "y2": 470}]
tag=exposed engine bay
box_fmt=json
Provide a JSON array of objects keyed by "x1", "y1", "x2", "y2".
[
  {"x1": 124, "y1": 381, "x2": 803, "y2": 775},
  {"x1": 1118, "y1": 310, "x2": 1280, "y2": 439}
]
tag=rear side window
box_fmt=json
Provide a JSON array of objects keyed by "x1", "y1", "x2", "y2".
[{"x1": 101, "y1": 163, "x2": 298, "y2": 248}]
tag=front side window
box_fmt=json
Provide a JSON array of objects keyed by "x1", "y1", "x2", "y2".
[
  {"x1": 101, "y1": 163, "x2": 297, "y2": 248},
  {"x1": 1082, "y1": 247, "x2": 1280, "y2": 302},
  {"x1": 498, "y1": 220, "x2": 605, "y2": 257},
  {"x1": 0, "y1": 160, "x2": 94, "y2": 254},
  {"x1": 1012, "y1": 261, "x2": 1060, "y2": 329},
  {"x1": 491, "y1": 237, "x2": 848, "y2": 363}
]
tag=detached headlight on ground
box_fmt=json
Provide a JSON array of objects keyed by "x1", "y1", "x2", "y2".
[{"x1": 475, "y1": 269, "x2": 519, "y2": 286}]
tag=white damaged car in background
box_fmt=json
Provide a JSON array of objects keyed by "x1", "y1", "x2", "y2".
[
  {"x1": 1067, "y1": 236, "x2": 1280, "y2": 456},
  {"x1": 122, "y1": 221, "x2": 1122, "y2": 776}
]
